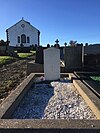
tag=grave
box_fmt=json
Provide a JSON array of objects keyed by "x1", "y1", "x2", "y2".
[
  {"x1": 0, "y1": 73, "x2": 100, "y2": 132},
  {"x1": 60, "y1": 47, "x2": 64, "y2": 60},
  {"x1": 64, "y1": 46, "x2": 82, "y2": 70},
  {"x1": 44, "y1": 47, "x2": 60, "y2": 80},
  {"x1": 0, "y1": 45, "x2": 18, "y2": 57},
  {"x1": 27, "y1": 47, "x2": 44, "y2": 75},
  {"x1": 35, "y1": 46, "x2": 44, "y2": 64}
]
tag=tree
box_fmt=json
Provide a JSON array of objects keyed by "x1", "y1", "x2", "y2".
[
  {"x1": 69, "y1": 40, "x2": 77, "y2": 46},
  {"x1": 85, "y1": 43, "x2": 88, "y2": 46},
  {"x1": 47, "y1": 44, "x2": 50, "y2": 48},
  {"x1": 0, "y1": 40, "x2": 6, "y2": 46},
  {"x1": 64, "y1": 42, "x2": 67, "y2": 46}
]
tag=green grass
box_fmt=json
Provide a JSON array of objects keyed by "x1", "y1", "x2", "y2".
[
  {"x1": 30, "y1": 50, "x2": 36, "y2": 54},
  {"x1": 17, "y1": 53, "x2": 33, "y2": 58},
  {"x1": 17, "y1": 51, "x2": 36, "y2": 58},
  {"x1": 0, "y1": 56, "x2": 16, "y2": 66},
  {"x1": 0, "y1": 51, "x2": 36, "y2": 66},
  {"x1": 91, "y1": 76, "x2": 100, "y2": 85},
  {"x1": 91, "y1": 76, "x2": 100, "y2": 82}
]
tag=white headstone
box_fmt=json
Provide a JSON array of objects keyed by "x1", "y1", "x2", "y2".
[{"x1": 44, "y1": 47, "x2": 60, "y2": 80}]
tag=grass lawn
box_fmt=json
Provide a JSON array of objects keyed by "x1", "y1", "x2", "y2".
[
  {"x1": 91, "y1": 76, "x2": 100, "y2": 85},
  {"x1": 17, "y1": 52, "x2": 34, "y2": 58},
  {"x1": 0, "y1": 51, "x2": 36, "y2": 66},
  {"x1": 0, "y1": 56, "x2": 17, "y2": 66},
  {"x1": 30, "y1": 50, "x2": 36, "y2": 54},
  {"x1": 91, "y1": 76, "x2": 100, "y2": 82}
]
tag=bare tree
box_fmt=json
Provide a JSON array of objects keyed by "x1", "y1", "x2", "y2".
[{"x1": 69, "y1": 40, "x2": 77, "y2": 46}]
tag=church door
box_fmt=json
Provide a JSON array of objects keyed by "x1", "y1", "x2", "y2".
[{"x1": 21, "y1": 34, "x2": 26, "y2": 43}]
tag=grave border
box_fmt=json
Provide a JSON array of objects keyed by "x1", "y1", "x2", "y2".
[{"x1": 0, "y1": 73, "x2": 100, "y2": 132}]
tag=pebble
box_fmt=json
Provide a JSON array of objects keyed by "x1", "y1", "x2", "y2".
[{"x1": 11, "y1": 78, "x2": 96, "y2": 119}]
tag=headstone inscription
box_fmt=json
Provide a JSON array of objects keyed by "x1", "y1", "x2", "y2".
[{"x1": 44, "y1": 47, "x2": 60, "y2": 80}]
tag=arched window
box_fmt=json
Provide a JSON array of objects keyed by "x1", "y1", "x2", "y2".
[
  {"x1": 27, "y1": 36, "x2": 30, "y2": 43},
  {"x1": 17, "y1": 36, "x2": 20, "y2": 43},
  {"x1": 21, "y1": 34, "x2": 26, "y2": 43}
]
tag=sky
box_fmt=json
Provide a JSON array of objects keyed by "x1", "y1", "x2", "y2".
[{"x1": 0, "y1": 0, "x2": 100, "y2": 46}]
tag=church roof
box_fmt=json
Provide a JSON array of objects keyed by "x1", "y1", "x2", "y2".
[{"x1": 6, "y1": 18, "x2": 40, "y2": 33}]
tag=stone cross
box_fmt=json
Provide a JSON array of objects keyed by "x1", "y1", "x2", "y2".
[{"x1": 55, "y1": 39, "x2": 59, "y2": 44}]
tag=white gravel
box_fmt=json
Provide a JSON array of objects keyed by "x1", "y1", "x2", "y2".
[{"x1": 11, "y1": 78, "x2": 96, "y2": 119}]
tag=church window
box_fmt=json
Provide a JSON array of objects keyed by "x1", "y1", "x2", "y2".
[
  {"x1": 27, "y1": 36, "x2": 30, "y2": 43},
  {"x1": 18, "y1": 36, "x2": 20, "y2": 43},
  {"x1": 21, "y1": 24, "x2": 25, "y2": 28},
  {"x1": 21, "y1": 34, "x2": 26, "y2": 43}
]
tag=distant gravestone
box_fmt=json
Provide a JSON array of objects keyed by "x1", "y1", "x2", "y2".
[
  {"x1": 35, "y1": 47, "x2": 44, "y2": 64},
  {"x1": 64, "y1": 46, "x2": 82, "y2": 70},
  {"x1": 60, "y1": 47, "x2": 64, "y2": 60},
  {"x1": 44, "y1": 47, "x2": 60, "y2": 80}
]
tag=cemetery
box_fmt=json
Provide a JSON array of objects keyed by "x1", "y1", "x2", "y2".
[{"x1": 0, "y1": 46, "x2": 100, "y2": 132}]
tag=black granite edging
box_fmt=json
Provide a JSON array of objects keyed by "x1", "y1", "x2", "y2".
[{"x1": 74, "y1": 72, "x2": 100, "y2": 98}]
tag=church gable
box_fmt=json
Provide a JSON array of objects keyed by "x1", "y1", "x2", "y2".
[
  {"x1": 6, "y1": 19, "x2": 40, "y2": 47},
  {"x1": 7, "y1": 19, "x2": 39, "y2": 32}
]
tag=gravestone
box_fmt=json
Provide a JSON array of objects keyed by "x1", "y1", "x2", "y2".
[
  {"x1": 44, "y1": 47, "x2": 60, "y2": 80},
  {"x1": 60, "y1": 47, "x2": 64, "y2": 60},
  {"x1": 35, "y1": 47, "x2": 44, "y2": 64},
  {"x1": 0, "y1": 46, "x2": 7, "y2": 55},
  {"x1": 64, "y1": 46, "x2": 82, "y2": 70}
]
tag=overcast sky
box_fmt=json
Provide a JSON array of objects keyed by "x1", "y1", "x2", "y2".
[{"x1": 0, "y1": 0, "x2": 100, "y2": 46}]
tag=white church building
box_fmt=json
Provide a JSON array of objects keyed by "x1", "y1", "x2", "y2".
[{"x1": 6, "y1": 18, "x2": 40, "y2": 47}]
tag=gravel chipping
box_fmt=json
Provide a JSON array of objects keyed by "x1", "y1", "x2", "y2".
[{"x1": 11, "y1": 78, "x2": 96, "y2": 119}]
